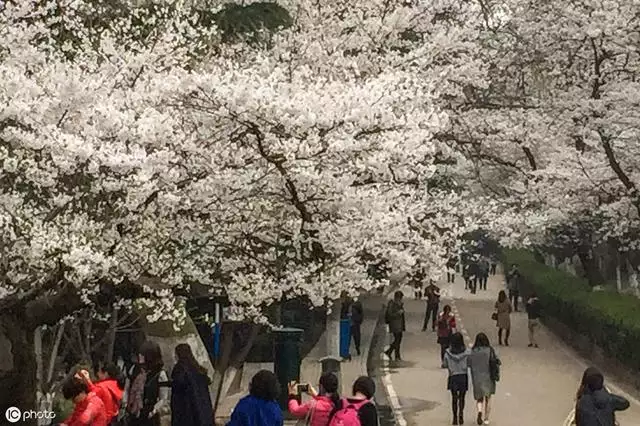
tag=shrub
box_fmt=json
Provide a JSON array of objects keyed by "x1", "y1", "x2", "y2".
[{"x1": 503, "y1": 249, "x2": 640, "y2": 371}]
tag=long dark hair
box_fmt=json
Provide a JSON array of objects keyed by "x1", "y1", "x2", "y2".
[
  {"x1": 472, "y1": 332, "x2": 490, "y2": 349},
  {"x1": 442, "y1": 304, "x2": 452, "y2": 315},
  {"x1": 576, "y1": 367, "x2": 604, "y2": 399},
  {"x1": 175, "y1": 343, "x2": 207, "y2": 376},
  {"x1": 498, "y1": 290, "x2": 506, "y2": 303},
  {"x1": 139, "y1": 341, "x2": 163, "y2": 373},
  {"x1": 449, "y1": 332, "x2": 466, "y2": 355},
  {"x1": 319, "y1": 372, "x2": 340, "y2": 408}
]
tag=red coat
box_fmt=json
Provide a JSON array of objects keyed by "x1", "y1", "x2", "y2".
[
  {"x1": 437, "y1": 312, "x2": 456, "y2": 338},
  {"x1": 89, "y1": 379, "x2": 123, "y2": 420},
  {"x1": 63, "y1": 392, "x2": 108, "y2": 426}
]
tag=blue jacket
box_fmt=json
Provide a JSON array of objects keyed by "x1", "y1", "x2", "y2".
[{"x1": 226, "y1": 395, "x2": 283, "y2": 426}]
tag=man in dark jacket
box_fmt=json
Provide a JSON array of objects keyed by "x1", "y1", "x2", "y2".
[
  {"x1": 575, "y1": 369, "x2": 629, "y2": 426},
  {"x1": 506, "y1": 264, "x2": 521, "y2": 311},
  {"x1": 384, "y1": 291, "x2": 405, "y2": 361},
  {"x1": 421, "y1": 280, "x2": 440, "y2": 332}
]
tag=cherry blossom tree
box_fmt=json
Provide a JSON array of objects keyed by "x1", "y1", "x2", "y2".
[{"x1": 1, "y1": 0, "x2": 495, "y2": 412}]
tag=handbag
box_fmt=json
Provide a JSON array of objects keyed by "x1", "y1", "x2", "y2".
[
  {"x1": 491, "y1": 312, "x2": 498, "y2": 321},
  {"x1": 489, "y1": 347, "x2": 500, "y2": 382},
  {"x1": 295, "y1": 399, "x2": 316, "y2": 426}
]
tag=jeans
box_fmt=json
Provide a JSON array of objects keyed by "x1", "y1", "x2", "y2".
[
  {"x1": 509, "y1": 289, "x2": 519, "y2": 311},
  {"x1": 423, "y1": 303, "x2": 439, "y2": 330}
]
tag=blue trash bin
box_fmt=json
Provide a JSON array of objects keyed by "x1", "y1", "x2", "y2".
[{"x1": 339, "y1": 318, "x2": 351, "y2": 359}]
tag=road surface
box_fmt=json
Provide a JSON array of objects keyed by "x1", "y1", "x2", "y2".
[{"x1": 379, "y1": 273, "x2": 640, "y2": 425}]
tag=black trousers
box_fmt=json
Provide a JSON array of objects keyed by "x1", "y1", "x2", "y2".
[
  {"x1": 451, "y1": 390, "x2": 466, "y2": 417},
  {"x1": 389, "y1": 332, "x2": 403, "y2": 359},
  {"x1": 440, "y1": 342, "x2": 449, "y2": 362},
  {"x1": 447, "y1": 272, "x2": 455, "y2": 283},
  {"x1": 351, "y1": 323, "x2": 362, "y2": 354},
  {"x1": 509, "y1": 289, "x2": 519, "y2": 311},
  {"x1": 479, "y1": 275, "x2": 488, "y2": 290},
  {"x1": 423, "y1": 303, "x2": 439, "y2": 330},
  {"x1": 490, "y1": 264, "x2": 497, "y2": 275}
]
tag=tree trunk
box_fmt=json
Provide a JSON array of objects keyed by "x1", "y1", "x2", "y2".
[
  {"x1": 106, "y1": 306, "x2": 119, "y2": 362},
  {"x1": 0, "y1": 313, "x2": 37, "y2": 426},
  {"x1": 576, "y1": 246, "x2": 604, "y2": 286}
]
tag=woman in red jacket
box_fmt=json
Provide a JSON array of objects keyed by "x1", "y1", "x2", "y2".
[
  {"x1": 437, "y1": 305, "x2": 457, "y2": 368},
  {"x1": 60, "y1": 377, "x2": 108, "y2": 426},
  {"x1": 78, "y1": 363, "x2": 124, "y2": 425}
]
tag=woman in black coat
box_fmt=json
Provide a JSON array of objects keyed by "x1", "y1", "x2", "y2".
[{"x1": 171, "y1": 344, "x2": 214, "y2": 426}]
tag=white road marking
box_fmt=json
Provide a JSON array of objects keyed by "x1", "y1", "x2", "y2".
[{"x1": 381, "y1": 352, "x2": 408, "y2": 426}]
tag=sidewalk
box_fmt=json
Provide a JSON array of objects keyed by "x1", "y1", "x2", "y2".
[{"x1": 214, "y1": 294, "x2": 384, "y2": 425}]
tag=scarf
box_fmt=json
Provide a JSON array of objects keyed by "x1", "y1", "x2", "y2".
[{"x1": 127, "y1": 369, "x2": 147, "y2": 417}]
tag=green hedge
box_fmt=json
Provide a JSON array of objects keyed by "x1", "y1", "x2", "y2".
[{"x1": 503, "y1": 249, "x2": 640, "y2": 371}]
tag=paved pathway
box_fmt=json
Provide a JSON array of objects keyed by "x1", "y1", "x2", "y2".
[{"x1": 381, "y1": 273, "x2": 640, "y2": 425}]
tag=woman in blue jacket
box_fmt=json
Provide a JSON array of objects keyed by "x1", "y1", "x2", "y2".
[{"x1": 227, "y1": 370, "x2": 283, "y2": 426}]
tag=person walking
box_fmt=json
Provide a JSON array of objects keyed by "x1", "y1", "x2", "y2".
[
  {"x1": 171, "y1": 343, "x2": 214, "y2": 426},
  {"x1": 76, "y1": 363, "x2": 124, "y2": 426},
  {"x1": 447, "y1": 257, "x2": 458, "y2": 283},
  {"x1": 478, "y1": 258, "x2": 489, "y2": 291},
  {"x1": 463, "y1": 263, "x2": 471, "y2": 290},
  {"x1": 575, "y1": 367, "x2": 629, "y2": 426},
  {"x1": 126, "y1": 341, "x2": 170, "y2": 426},
  {"x1": 489, "y1": 256, "x2": 497, "y2": 276},
  {"x1": 506, "y1": 264, "x2": 521, "y2": 311},
  {"x1": 493, "y1": 291, "x2": 512, "y2": 346},
  {"x1": 526, "y1": 292, "x2": 542, "y2": 348},
  {"x1": 437, "y1": 305, "x2": 457, "y2": 368},
  {"x1": 288, "y1": 372, "x2": 340, "y2": 426},
  {"x1": 468, "y1": 259, "x2": 479, "y2": 294},
  {"x1": 328, "y1": 376, "x2": 379, "y2": 426},
  {"x1": 227, "y1": 370, "x2": 283, "y2": 426},
  {"x1": 384, "y1": 291, "x2": 406, "y2": 361},
  {"x1": 443, "y1": 332, "x2": 470, "y2": 425},
  {"x1": 468, "y1": 333, "x2": 500, "y2": 425},
  {"x1": 61, "y1": 376, "x2": 109, "y2": 426},
  {"x1": 411, "y1": 266, "x2": 426, "y2": 300},
  {"x1": 422, "y1": 280, "x2": 441, "y2": 332}
]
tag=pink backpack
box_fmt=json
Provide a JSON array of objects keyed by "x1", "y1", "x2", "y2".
[{"x1": 328, "y1": 398, "x2": 369, "y2": 426}]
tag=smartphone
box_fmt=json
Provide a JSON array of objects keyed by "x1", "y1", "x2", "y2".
[{"x1": 297, "y1": 384, "x2": 309, "y2": 392}]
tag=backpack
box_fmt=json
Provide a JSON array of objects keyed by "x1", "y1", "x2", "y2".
[
  {"x1": 438, "y1": 315, "x2": 450, "y2": 333},
  {"x1": 329, "y1": 398, "x2": 369, "y2": 426}
]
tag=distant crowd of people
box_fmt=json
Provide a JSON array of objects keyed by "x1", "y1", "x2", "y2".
[{"x1": 383, "y1": 260, "x2": 630, "y2": 425}]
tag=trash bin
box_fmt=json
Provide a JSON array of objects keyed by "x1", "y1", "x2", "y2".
[
  {"x1": 273, "y1": 327, "x2": 304, "y2": 411},
  {"x1": 339, "y1": 318, "x2": 351, "y2": 359}
]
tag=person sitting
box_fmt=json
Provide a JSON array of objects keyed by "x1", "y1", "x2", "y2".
[
  {"x1": 227, "y1": 370, "x2": 283, "y2": 426},
  {"x1": 288, "y1": 373, "x2": 340, "y2": 426}
]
